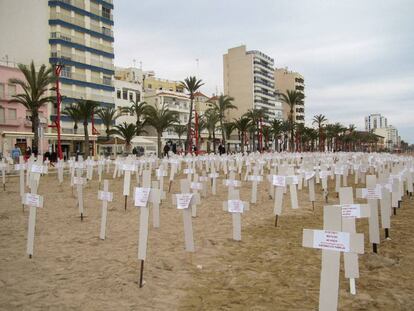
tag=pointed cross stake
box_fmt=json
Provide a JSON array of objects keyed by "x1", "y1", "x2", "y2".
[
  {"x1": 319, "y1": 170, "x2": 330, "y2": 203},
  {"x1": 209, "y1": 170, "x2": 219, "y2": 195},
  {"x1": 15, "y1": 157, "x2": 26, "y2": 210},
  {"x1": 135, "y1": 170, "x2": 152, "y2": 288},
  {"x1": 339, "y1": 187, "x2": 370, "y2": 295},
  {"x1": 272, "y1": 175, "x2": 286, "y2": 227},
  {"x1": 168, "y1": 160, "x2": 178, "y2": 192},
  {"x1": 378, "y1": 181, "x2": 392, "y2": 239},
  {"x1": 356, "y1": 175, "x2": 381, "y2": 253},
  {"x1": 190, "y1": 174, "x2": 202, "y2": 218},
  {"x1": 25, "y1": 178, "x2": 44, "y2": 258},
  {"x1": 74, "y1": 163, "x2": 86, "y2": 221},
  {"x1": 248, "y1": 166, "x2": 263, "y2": 204},
  {"x1": 56, "y1": 159, "x2": 64, "y2": 184},
  {"x1": 122, "y1": 161, "x2": 135, "y2": 211},
  {"x1": 98, "y1": 180, "x2": 113, "y2": 240},
  {"x1": 156, "y1": 166, "x2": 167, "y2": 201},
  {"x1": 172, "y1": 179, "x2": 195, "y2": 252},
  {"x1": 305, "y1": 172, "x2": 316, "y2": 210},
  {"x1": 1, "y1": 159, "x2": 7, "y2": 191},
  {"x1": 150, "y1": 181, "x2": 161, "y2": 228},
  {"x1": 222, "y1": 189, "x2": 249, "y2": 240},
  {"x1": 302, "y1": 205, "x2": 364, "y2": 311}
]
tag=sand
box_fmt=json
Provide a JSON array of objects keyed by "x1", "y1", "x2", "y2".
[{"x1": 1, "y1": 170, "x2": 414, "y2": 310}]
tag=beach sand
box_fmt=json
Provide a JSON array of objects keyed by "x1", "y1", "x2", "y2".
[{"x1": 1, "y1": 171, "x2": 414, "y2": 310}]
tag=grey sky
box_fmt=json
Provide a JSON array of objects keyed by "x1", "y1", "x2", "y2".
[{"x1": 113, "y1": 0, "x2": 414, "y2": 143}]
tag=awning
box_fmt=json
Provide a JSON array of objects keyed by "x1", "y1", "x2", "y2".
[
  {"x1": 1, "y1": 131, "x2": 98, "y2": 141},
  {"x1": 131, "y1": 136, "x2": 156, "y2": 145}
]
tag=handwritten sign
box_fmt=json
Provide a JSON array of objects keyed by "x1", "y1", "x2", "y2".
[
  {"x1": 248, "y1": 175, "x2": 263, "y2": 182},
  {"x1": 98, "y1": 191, "x2": 113, "y2": 202},
  {"x1": 176, "y1": 194, "x2": 193, "y2": 209},
  {"x1": 15, "y1": 164, "x2": 26, "y2": 170},
  {"x1": 31, "y1": 164, "x2": 46, "y2": 174},
  {"x1": 209, "y1": 173, "x2": 219, "y2": 178},
  {"x1": 23, "y1": 193, "x2": 43, "y2": 208},
  {"x1": 184, "y1": 168, "x2": 194, "y2": 174},
  {"x1": 362, "y1": 186, "x2": 382, "y2": 200},
  {"x1": 134, "y1": 187, "x2": 151, "y2": 207},
  {"x1": 272, "y1": 175, "x2": 286, "y2": 187},
  {"x1": 313, "y1": 230, "x2": 350, "y2": 252},
  {"x1": 228, "y1": 200, "x2": 244, "y2": 213},
  {"x1": 122, "y1": 164, "x2": 135, "y2": 171},
  {"x1": 156, "y1": 169, "x2": 167, "y2": 177},
  {"x1": 190, "y1": 182, "x2": 203, "y2": 190},
  {"x1": 74, "y1": 162, "x2": 84, "y2": 169},
  {"x1": 305, "y1": 171, "x2": 315, "y2": 180},
  {"x1": 340, "y1": 204, "x2": 361, "y2": 218},
  {"x1": 319, "y1": 171, "x2": 330, "y2": 179},
  {"x1": 225, "y1": 179, "x2": 241, "y2": 187}
]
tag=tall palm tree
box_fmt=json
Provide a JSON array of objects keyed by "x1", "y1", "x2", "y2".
[
  {"x1": 280, "y1": 90, "x2": 304, "y2": 151},
  {"x1": 233, "y1": 117, "x2": 251, "y2": 152},
  {"x1": 62, "y1": 104, "x2": 82, "y2": 134},
  {"x1": 204, "y1": 108, "x2": 220, "y2": 153},
  {"x1": 109, "y1": 122, "x2": 136, "y2": 154},
  {"x1": 312, "y1": 114, "x2": 327, "y2": 152},
  {"x1": 123, "y1": 100, "x2": 148, "y2": 130},
  {"x1": 73, "y1": 99, "x2": 100, "y2": 156},
  {"x1": 210, "y1": 95, "x2": 237, "y2": 146},
  {"x1": 172, "y1": 123, "x2": 187, "y2": 150},
  {"x1": 243, "y1": 108, "x2": 267, "y2": 152},
  {"x1": 9, "y1": 61, "x2": 55, "y2": 152},
  {"x1": 179, "y1": 76, "x2": 204, "y2": 153},
  {"x1": 222, "y1": 122, "x2": 235, "y2": 153},
  {"x1": 281, "y1": 120, "x2": 293, "y2": 151},
  {"x1": 270, "y1": 119, "x2": 283, "y2": 152},
  {"x1": 145, "y1": 104, "x2": 178, "y2": 158},
  {"x1": 261, "y1": 125, "x2": 272, "y2": 150},
  {"x1": 96, "y1": 106, "x2": 119, "y2": 140}
]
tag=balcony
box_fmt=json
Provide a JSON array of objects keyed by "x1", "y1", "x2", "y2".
[
  {"x1": 54, "y1": 0, "x2": 85, "y2": 9},
  {"x1": 253, "y1": 70, "x2": 274, "y2": 80},
  {"x1": 50, "y1": 31, "x2": 85, "y2": 46},
  {"x1": 254, "y1": 78, "x2": 274, "y2": 89},
  {"x1": 90, "y1": 22, "x2": 114, "y2": 37},
  {"x1": 253, "y1": 60, "x2": 273, "y2": 71},
  {"x1": 89, "y1": 41, "x2": 114, "y2": 54},
  {"x1": 50, "y1": 11, "x2": 85, "y2": 28},
  {"x1": 90, "y1": 58, "x2": 114, "y2": 71}
]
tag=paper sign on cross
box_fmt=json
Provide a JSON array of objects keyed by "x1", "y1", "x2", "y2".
[{"x1": 98, "y1": 180, "x2": 113, "y2": 240}]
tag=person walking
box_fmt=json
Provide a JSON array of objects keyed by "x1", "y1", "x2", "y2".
[{"x1": 11, "y1": 144, "x2": 21, "y2": 164}]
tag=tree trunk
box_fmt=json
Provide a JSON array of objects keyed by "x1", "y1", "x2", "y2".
[
  {"x1": 157, "y1": 132, "x2": 162, "y2": 158},
  {"x1": 32, "y1": 111, "x2": 40, "y2": 154},
  {"x1": 74, "y1": 123, "x2": 78, "y2": 135},
  {"x1": 186, "y1": 95, "x2": 193, "y2": 154},
  {"x1": 84, "y1": 120, "x2": 90, "y2": 157},
  {"x1": 212, "y1": 131, "x2": 216, "y2": 153}
]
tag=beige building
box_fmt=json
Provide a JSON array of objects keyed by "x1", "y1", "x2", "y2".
[
  {"x1": 223, "y1": 45, "x2": 283, "y2": 122},
  {"x1": 143, "y1": 71, "x2": 184, "y2": 93},
  {"x1": 274, "y1": 68, "x2": 305, "y2": 123}
]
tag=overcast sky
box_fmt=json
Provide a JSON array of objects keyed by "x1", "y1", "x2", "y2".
[{"x1": 113, "y1": 0, "x2": 414, "y2": 143}]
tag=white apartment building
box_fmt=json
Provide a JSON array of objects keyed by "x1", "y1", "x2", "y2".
[
  {"x1": 223, "y1": 45, "x2": 283, "y2": 122},
  {"x1": 374, "y1": 125, "x2": 399, "y2": 150},
  {"x1": 365, "y1": 113, "x2": 387, "y2": 131},
  {"x1": 0, "y1": 0, "x2": 115, "y2": 154}
]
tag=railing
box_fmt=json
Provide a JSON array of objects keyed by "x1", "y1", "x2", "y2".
[
  {"x1": 54, "y1": 0, "x2": 85, "y2": 9},
  {"x1": 50, "y1": 11, "x2": 86, "y2": 28},
  {"x1": 89, "y1": 40, "x2": 114, "y2": 54},
  {"x1": 50, "y1": 31, "x2": 85, "y2": 46},
  {"x1": 51, "y1": 51, "x2": 86, "y2": 64},
  {"x1": 90, "y1": 58, "x2": 114, "y2": 70}
]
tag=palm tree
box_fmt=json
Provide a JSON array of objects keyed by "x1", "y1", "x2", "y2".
[
  {"x1": 222, "y1": 122, "x2": 235, "y2": 153},
  {"x1": 73, "y1": 99, "x2": 100, "y2": 156},
  {"x1": 270, "y1": 119, "x2": 283, "y2": 152},
  {"x1": 204, "y1": 108, "x2": 220, "y2": 153},
  {"x1": 233, "y1": 117, "x2": 251, "y2": 152},
  {"x1": 179, "y1": 76, "x2": 204, "y2": 153},
  {"x1": 312, "y1": 114, "x2": 327, "y2": 151},
  {"x1": 243, "y1": 108, "x2": 267, "y2": 151},
  {"x1": 96, "y1": 107, "x2": 119, "y2": 140},
  {"x1": 9, "y1": 61, "x2": 55, "y2": 152},
  {"x1": 172, "y1": 123, "x2": 187, "y2": 150},
  {"x1": 280, "y1": 90, "x2": 304, "y2": 151},
  {"x1": 62, "y1": 104, "x2": 82, "y2": 134},
  {"x1": 210, "y1": 95, "x2": 237, "y2": 146},
  {"x1": 145, "y1": 104, "x2": 178, "y2": 158},
  {"x1": 109, "y1": 122, "x2": 136, "y2": 154},
  {"x1": 281, "y1": 120, "x2": 293, "y2": 151},
  {"x1": 261, "y1": 125, "x2": 272, "y2": 150},
  {"x1": 123, "y1": 100, "x2": 148, "y2": 130}
]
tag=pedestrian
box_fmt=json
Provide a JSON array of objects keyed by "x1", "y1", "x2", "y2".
[
  {"x1": 11, "y1": 144, "x2": 21, "y2": 164},
  {"x1": 163, "y1": 143, "x2": 170, "y2": 158}
]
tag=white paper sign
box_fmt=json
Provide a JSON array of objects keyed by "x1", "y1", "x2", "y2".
[
  {"x1": 228, "y1": 200, "x2": 244, "y2": 213},
  {"x1": 122, "y1": 164, "x2": 135, "y2": 171},
  {"x1": 24, "y1": 193, "x2": 42, "y2": 208},
  {"x1": 272, "y1": 175, "x2": 286, "y2": 187},
  {"x1": 362, "y1": 185, "x2": 382, "y2": 200},
  {"x1": 184, "y1": 168, "x2": 194, "y2": 174},
  {"x1": 225, "y1": 179, "x2": 240, "y2": 187},
  {"x1": 98, "y1": 191, "x2": 113, "y2": 202},
  {"x1": 190, "y1": 182, "x2": 203, "y2": 190},
  {"x1": 305, "y1": 171, "x2": 315, "y2": 180},
  {"x1": 176, "y1": 193, "x2": 193, "y2": 209},
  {"x1": 319, "y1": 171, "x2": 330, "y2": 179},
  {"x1": 209, "y1": 173, "x2": 219, "y2": 178},
  {"x1": 134, "y1": 187, "x2": 151, "y2": 207},
  {"x1": 248, "y1": 175, "x2": 263, "y2": 182},
  {"x1": 340, "y1": 204, "x2": 361, "y2": 218},
  {"x1": 313, "y1": 230, "x2": 350, "y2": 252},
  {"x1": 199, "y1": 176, "x2": 209, "y2": 182},
  {"x1": 31, "y1": 164, "x2": 46, "y2": 174},
  {"x1": 288, "y1": 175, "x2": 299, "y2": 185},
  {"x1": 15, "y1": 164, "x2": 26, "y2": 170},
  {"x1": 74, "y1": 177, "x2": 86, "y2": 185},
  {"x1": 74, "y1": 162, "x2": 84, "y2": 169},
  {"x1": 156, "y1": 169, "x2": 167, "y2": 177}
]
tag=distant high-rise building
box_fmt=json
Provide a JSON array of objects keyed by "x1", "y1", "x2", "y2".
[
  {"x1": 365, "y1": 113, "x2": 387, "y2": 131},
  {"x1": 0, "y1": 0, "x2": 115, "y2": 153},
  {"x1": 274, "y1": 67, "x2": 305, "y2": 124},
  {"x1": 223, "y1": 45, "x2": 283, "y2": 122}
]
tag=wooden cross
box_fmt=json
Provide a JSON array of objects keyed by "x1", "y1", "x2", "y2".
[
  {"x1": 155, "y1": 166, "x2": 167, "y2": 201},
  {"x1": 168, "y1": 159, "x2": 179, "y2": 192},
  {"x1": 24, "y1": 177, "x2": 44, "y2": 258},
  {"x1": 98, "y1": 180, "x2": 113, "y2": 240},
  {"x1": 15, "y1": 156, "x2": 26, "y2": 205},
  {"x1": 150, "y1": 180, "x2": 161, "y2": 228},
  {"x1": 356, "y1": 175, "x2": 381, "y2": 253},
  {"x1": 190, "y1": 174, "x2": 202, "y2": 218},
  {"x1": 339, "y1": 187, "x2": 370, "y2": 295},
  {"x1": 122, "y1": 160, "x2": 136, "y2": 210},
  {"x1": 209, "y1": 170, "x2": 219, "y2": 195},
  {"x1": 74, "y1": 162, "x2": 86, "y2": 221},
  {"x1": 248, "y1": 166, "x2": 263, "y2": 204},
  {"x1": 135, "y1": 169, "x2": 152, "y2": 288},
  {"x1": 302, "y1": 205, "x2": 364, "y2": 311},
  {"x1": 222, "y1": 189, "x2": 249, "y2": 241},
  {"x1": 56, "y1": 159, "x2": 64, "y2": 184},
  {"x1": 172, "y1": 179, "x2": 195, "y2": 252},
  {"x1": 305, "y1": 171, "x2": 316, "y2": 210}
]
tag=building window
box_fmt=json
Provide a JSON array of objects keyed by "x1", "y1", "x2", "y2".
[
  {"x1": 8, "y1": 108, "x2": 17, "y2": 120},
  {"x1": 8, "y1": 84, "x2": 16, "y2": 97},
  {"x1": 103, "y1": 76, "x2": 111, "y2": 86},
  {"x1": 0, "y1": 107, "x2": 5, "y2": 123},
  {"x1": 0, "y1": 83, "x2": 4, "y2": 98},
  {"x1": 117, "y1": 90, "x2": 121, "y2": 99},
  {"x1": 136, "y1": 91, "x2": 141, "y2": 102},
  {"x1": 129, "y1": 92, "x2": 134, "y2": 101},
  {"x1": 122, "y1": 89, "x2": 128, "y2": 100},
  {"x1": 102, "y1": 6, "x2": 111, "y2": 19}
]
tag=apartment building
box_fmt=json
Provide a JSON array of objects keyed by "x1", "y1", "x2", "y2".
[
  {"x1": 0, "y1": 0, "x2": 114, "y2": 155},
  {"x1": 143, "y1": 72, "x2": 184, "y2": 93},
  {"x1": 223, "y1": 45, "x2": 283, "y2": 122},
  {"x1": 114, "y1": 67, "x2": 143, "y2": 125},
  {"x1": 365, "y1": 113, "x2": 388, "y2": 132},
  {"x1": 374, "y1": 125, "x2": 400, "y2": 151},
  {"x1": 274, "y1": 67, "x2": 305, "y2": 123}
]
